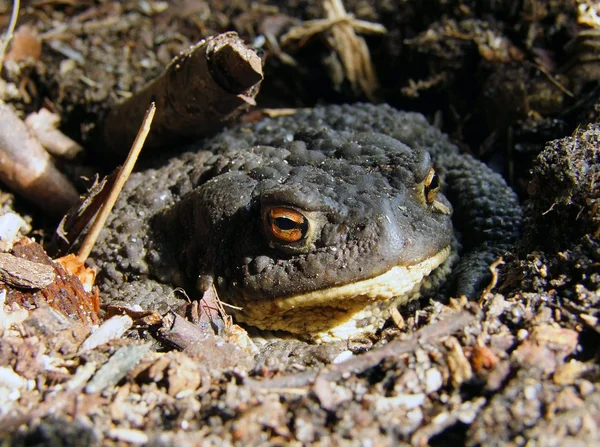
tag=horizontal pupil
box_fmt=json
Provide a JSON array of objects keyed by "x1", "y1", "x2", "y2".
[{"x1": 275, "y1": 217, "x2": 299, "y2": 231}]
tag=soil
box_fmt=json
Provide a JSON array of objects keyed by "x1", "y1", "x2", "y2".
[{"x1": 1, "y1": 0, "x2": 600, "y2": 445}]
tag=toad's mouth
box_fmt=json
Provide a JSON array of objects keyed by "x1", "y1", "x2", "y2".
[{"x1": 230, "y1": 245, "x2": 453, "y2": 343}]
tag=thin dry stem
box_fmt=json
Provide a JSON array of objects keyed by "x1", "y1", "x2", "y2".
[
  {"x1": 280, "y1": 0, "x2": 385, "y2": 100},
  {"x1": 0, "y1": 0, "x2": 21, "y2": 75},
  {"x1": 77, "y1": 102, "x2": 156, "y2": 263}
]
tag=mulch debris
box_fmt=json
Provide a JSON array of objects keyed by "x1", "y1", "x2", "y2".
[{"x1": 1, "y1": 0, "x2": 600, "y2": 445}]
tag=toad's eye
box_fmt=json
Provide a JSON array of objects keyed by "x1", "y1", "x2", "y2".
[
  {"x1": 424, "y1": 168, "x2": 440, "y2": 204},
  {"x1": 266, "y1": 207, "x2": 309, "y2": 243}
]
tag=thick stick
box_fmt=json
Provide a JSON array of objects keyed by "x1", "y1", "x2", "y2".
[
  {"x1": 103, "y1": 32, "x2": 263, "y2": 159},
  {"x1": 0, "y1": 101, "x2": 78, "y2": 217}
]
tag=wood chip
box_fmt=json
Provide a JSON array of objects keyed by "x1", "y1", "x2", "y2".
[
  {"x1": 78, "y1": 315, "x2": 133, "y2": 353},
  {"x1": 553, "y1": 360, "x2": 588, "y2": 385},
  {"x1": 0, "y1": 289, "x2": 28, "y2": 334},
  {"x1": 2, "y1": 241, "x2": 99, "y2": 325},
  {"x1": 104, "y1": 305, "x2": 162, "y2": 327},
  {"x1": 468, "y1": 345, "x2": 499, "y2": 373},
  {"x1": 107, "y1": 428, "x2": 149, "y2": 445},
  {"x1": 390, "y1": 306, "x2": 405, "y2": 330},
  {"x1": 512, "y1": 325, "x2": 579, "y2": 375},
  {"x1": 0, "y1": 365, "x2": 28, "y2": 389},
  {"x1": 446, "y1": 336, "x2": 473, "y2": 387},
  {"x1": 580, "y1": 313, "x2": 598, "y2": 329},
  {"x1": 165, "y1": 353, "x2": 203, "y2": 397},
  {"x1": 85, "y1": 343, "x2": 151, "y2": 394},
  {"x1": 0, "y1": 212, "x2": 29, "y2": 252},
  {"x1": 65, "y1": 361, "x2": 97, "y2": 391},
  {"x1": 160, "y1": 312, "x2": 208, "y2": 351},
  {"x1": 0, "y1": 252, "x2": 55, "y2": 289}
]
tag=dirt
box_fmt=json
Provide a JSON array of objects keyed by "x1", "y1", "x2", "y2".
[{"x1": 1, "y1": 0, "x2": 600, "y2": 445}]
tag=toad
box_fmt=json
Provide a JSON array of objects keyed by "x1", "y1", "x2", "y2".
[{"x1": 91, "y1": 104, "x2": 521, "y2": 342}]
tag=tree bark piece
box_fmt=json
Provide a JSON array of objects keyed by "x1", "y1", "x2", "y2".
[
  {"x1": 2, "y1": 241, "x2": 100, "y2": 325},
  {"x1": 0, "y1": 101, "x2": 79, "y2": 217},
  {"x1": 0, "y1": 252, "x2": 55, "y2": 289},
  {"x1": 103, "y1": 32, "x2": 263, "y2": 160}
]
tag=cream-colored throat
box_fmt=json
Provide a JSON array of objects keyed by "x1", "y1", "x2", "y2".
[{"x1": 233, "y1": 245, "x2": 452, "y2": 343}]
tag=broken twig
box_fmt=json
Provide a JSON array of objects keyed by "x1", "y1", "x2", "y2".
[
  {"x1": 85, "y1": 343, "x2": 151, "y2": 394},
  {"x1": 25, "y1": 108, "x2": 83, "y2": 159},
  {"x1": 160, "y1": 312, "x2": 209, "y2": 351},
  {"x1": 103, "y1": 32, "x2": 263, "y2": 159},
  {"x1": 249, "y1": 311, "x2": 475, "y2": 390}
]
